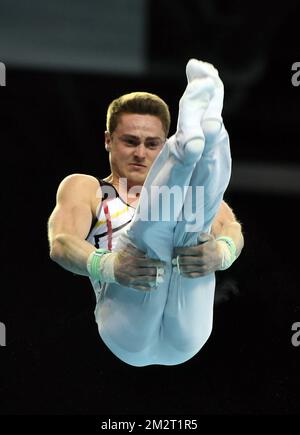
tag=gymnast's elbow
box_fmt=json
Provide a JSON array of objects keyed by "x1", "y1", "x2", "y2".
[{"x1": 49, "y1": 234, "x2": 66, "y2": 265}]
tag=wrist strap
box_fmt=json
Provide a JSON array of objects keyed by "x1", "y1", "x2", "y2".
[
  {"x1": 87, "y1": 248, "x2": 112, "y2": 282},
  {"x1": 216, "y1": 236, "x2": 237, "y2": 270}
]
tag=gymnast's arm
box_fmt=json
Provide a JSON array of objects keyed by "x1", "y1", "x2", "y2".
[
  {"x1": 211, "y1": 200, "x2": 244, "y2": 259},
  {"x1": 48, "y1": 173, "x2": 101, "y2": 276},
  {"x1": 48, "y1": 173, "x2": 165, "y2": 289},
  {"x1": 173, "y1": 200, "x2": 244, "y2": 277}
]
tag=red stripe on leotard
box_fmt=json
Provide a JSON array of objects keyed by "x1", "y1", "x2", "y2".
[{"x1": 103, "y1": 200, "x2": 113, "y2": 251}]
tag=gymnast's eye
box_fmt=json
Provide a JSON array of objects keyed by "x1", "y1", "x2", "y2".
[
  {"x1": 123, "y1": 137, "x2": 138, "y2": 146},
  {"x1": 145, "y1": 140, "x2": 163, "y2": 149}
]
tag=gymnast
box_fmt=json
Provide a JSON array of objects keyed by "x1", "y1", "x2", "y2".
[{"x1": 48, "y1": 59, "x2": 244, "y2": 366}]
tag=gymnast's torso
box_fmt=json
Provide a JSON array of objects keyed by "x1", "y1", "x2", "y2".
[{"x1": 86, "y1": 178, "x2": 135, "y2": 298}]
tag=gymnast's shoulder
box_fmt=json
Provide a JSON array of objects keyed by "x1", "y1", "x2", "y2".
[{"x1": 55, "y1": 173, "x2": 102, "y2": 203}]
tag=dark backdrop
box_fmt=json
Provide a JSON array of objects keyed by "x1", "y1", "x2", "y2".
[{"x1": 1, "y1": 0, "x2": 300, "y2": 417}]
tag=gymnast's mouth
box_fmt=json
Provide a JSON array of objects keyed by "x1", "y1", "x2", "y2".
[{"x1": 129, "y1": 163, "x2": 147, "y2": 168}]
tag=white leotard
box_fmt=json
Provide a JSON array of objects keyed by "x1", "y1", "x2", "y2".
[{"x1": 86, "y1": 180, "x2": 135, "y2": 300}]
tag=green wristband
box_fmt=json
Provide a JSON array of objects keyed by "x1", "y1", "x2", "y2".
[{"x1": 87, "y1": 248, "x2": 111, "y2": 281}]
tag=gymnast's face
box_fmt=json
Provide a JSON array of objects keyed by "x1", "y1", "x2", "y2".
[{"x1": 105, "y1": 113, "x2": 166, "y2": 188}]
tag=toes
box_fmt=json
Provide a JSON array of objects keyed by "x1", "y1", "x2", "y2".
[{"x1": 186, "y1": 59, "x2": 219, "y2": 83}]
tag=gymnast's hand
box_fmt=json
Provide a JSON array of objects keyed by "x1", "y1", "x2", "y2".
[
  {"x1": 172, "y1": 233, "x2": 222, "y2": 277},
  {"x1": 114, "y1": 244, "x2": 166, "y2": 291}
]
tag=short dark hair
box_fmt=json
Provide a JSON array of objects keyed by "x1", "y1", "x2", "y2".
[{"x1": 106, "y1": 92, "x2": 171, "y2": 137}]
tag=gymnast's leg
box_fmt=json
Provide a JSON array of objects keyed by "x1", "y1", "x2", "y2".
[
  {"x1": 160, "y1": 61, "x2": 232, "y2": 364},
  {"x1": 95, "y1": 61, "x2": 215, "y2": 366}
]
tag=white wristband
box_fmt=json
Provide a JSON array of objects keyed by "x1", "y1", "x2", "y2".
[
  {"x1": 216, "y1": 236, "x2": 237, "y2": 270},
  {"x1": 87, "y1": 249, "x2": 117, "y2": 283},
  {"x1": 98, "y1": 252, "x2": 117, "y2": 282}
]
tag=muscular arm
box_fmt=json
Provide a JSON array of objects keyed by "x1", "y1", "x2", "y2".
[
  {"x1": 211, "y1": 200, "x2": 244, "y2": 259},
  {"x1": 48, "y1": 174, "x2": 166, "y2": 289},
  {"x1": 48, "y1": 174, "x2": 100, "y2": 276}
]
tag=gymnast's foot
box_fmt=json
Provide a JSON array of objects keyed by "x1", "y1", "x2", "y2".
[
  {"x1": 186, "y1": 58, "x2": 224, "y2": 141},
  {"x1": 169, "y1": 61, "x2": 215, "y2": 164}
]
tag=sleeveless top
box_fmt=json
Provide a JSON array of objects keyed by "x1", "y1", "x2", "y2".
[
  {"x1": 85, "y1": 178, "x2": 136, "y2": 299},
  {"x1": 86, "y1": 178, "x2": 135, "y2": 250}
]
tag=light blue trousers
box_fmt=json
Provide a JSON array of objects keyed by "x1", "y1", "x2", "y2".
[
  {"x1": 95, "y1": 66, "x2": 232, "y2": 366},
  {"x1": 95, "y1": 126, "x2": 231, "y2": 366}
]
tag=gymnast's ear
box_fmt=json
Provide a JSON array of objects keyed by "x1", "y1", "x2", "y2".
[{"x1": 104, "y1": 131, "x2": 112, "y2": 152}]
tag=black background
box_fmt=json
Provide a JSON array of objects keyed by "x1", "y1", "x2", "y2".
[{"x1": 1, "y1": 0, "x2": 300, "y2": 417}]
